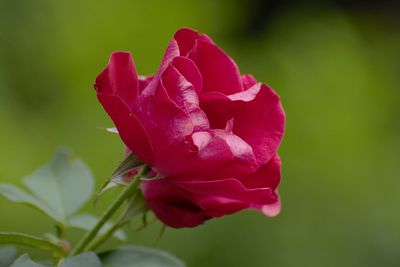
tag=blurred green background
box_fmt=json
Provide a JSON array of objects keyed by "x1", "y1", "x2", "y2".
[{"x1": 1, "y1": 0, "x2": 400, "y2": 266}]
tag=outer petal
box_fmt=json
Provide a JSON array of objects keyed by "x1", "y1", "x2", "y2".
[
  {"x1": 141, "y1": 179, "x2": 210, "y2": 228},
  {"x1": 173, "y1": 28, "x2": 213, "y2": 56},
  {"x1": 174, "y1": 178, "x2": 276, "y2": 206},
  {"x1": 147, "y1": 128, "x2": 257, "y2": 179},
  {"x1": 171, "y1": 129, "x2": 258, "y2": 179},
  {"x1": 141, "y1": 176, "x2": 278, "y2": 228},
  {"x1": 251, "y1": 193, "x2": 281, "y2": 217},
  {"x1": 260, "y1": 196, "x2": 281, "y2": 217},
  {"x1": 96, "y1": 94, "x2": 153, "y2": 164},
  {"x1": 188, "y1": 40, "x2": 243, "y2": 94},
  {"x1": 232, "y1": 84, "x2": 285, "y2": 165},
  {"x1": 200, "y1": 83, "x2": 285, "y2": 165},
  {"x1": 240, "y1": 154, "x2": 281, "y2": 191},
  {"x1": 241, "y1": 74, "x2": 257, "y2": 90},
  {"x1": 189, "y1": 195, "x2": 249, "y2": 218},
  {"x1": 175, "y1": 177, "x2": 280, "y2": 218},
  {"x1": 95, "y1": 52, "x2": 139, "y2": 110}
]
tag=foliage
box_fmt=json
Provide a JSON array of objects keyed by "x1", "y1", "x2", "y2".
[{"x1": 0, "y1": 149, "x2": 185, "y2": 267}]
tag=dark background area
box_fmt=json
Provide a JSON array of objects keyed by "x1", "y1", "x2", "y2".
[{"x1": 1, "y1": 0, "x2": 400, "y2": 266}]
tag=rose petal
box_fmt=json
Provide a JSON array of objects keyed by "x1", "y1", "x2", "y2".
[
  {"x1": 175, "y1": 129, "x2": 258, "y2": 179},
  {"x1": 199, "y1": 91, "x2": 232, "y2": 129},
  {"x1": 241, "y1": 74, "x2": 257, "y2": 89},
  {"x1": 149, "y1": 129, "x2": 257, "y2": 179},
  {"x1": 232, "y1": 84, "x2": 285, "y2": 165},
  {"x1": 135, "y1": 91, "x2": 194, "y2": 174},
  {"x1": 188, "y1": 40, "x2": 243, "y2": 94},
  {"x1": 96, "y1": 94, "x2": 153, "y2": 164},
  {"x1": 143, "y1": 28, "x2": 210, "y2": 95},
  {"x1": 261, "y1": 198, "x2": 281, "y2": 217},
  {"x1": 161, "y1": 63, "x2": 209, "y2": 131},
  {"x1": 190, "y1": 195, "x2": 249, "y2": 218},
  {"x1": 173, "y1": 28, "x2": 214, "y2": 56},
  {"x1": 200, "y1": 83, "x2": 285, "y2": 165},
  {"x1": 172, "y1": 56, "x2": 202, "y2": 94},
  {"x1": 173, "y1": 178, "x2": 276, "y2": 205},
  {"x1": 240, "y1": 154, "x2": 281, "y2": 191},
  {"x1": 251, "y1": 194, "x2": 281, "y2": 217},
  {"x1": 141, "y1": 179, "x2": 210, "y2": 228},
  {"x1": 95, "y1": 52, "x2": 139, "y2": 110},
  {"x1": 228, "y1": 82, "x2": 261, "y2": 101}
]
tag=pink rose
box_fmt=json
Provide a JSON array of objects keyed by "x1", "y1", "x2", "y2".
[{"x1": 94, "y1": 28, "x2": 285, "y2": 228}]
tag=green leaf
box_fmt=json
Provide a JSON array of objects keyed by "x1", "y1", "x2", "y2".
[
  {"x1": 69, "y1": 214, "x2": 126, "y2": 241},
  {"x1": 23, "y1": 148, "x2": 94, "y2": 223},
  {"x1": 59, "y1": 252, "x2": 102, "y2": 267},
  {"x1": 100, "y1": 246, "x2": 186, "y2": 267},
  {"x1": 0, "y1": 246, "x2": 17, "y2": 267},
  {"x1": 0, "y1": 232, "x2": 67, "y2": 257},
  {"x1": 0, "y1": 184, "x2": 60, "y2": 222},
  {"x1": 9, "y1": 254, "x2": 46, "y2": 267},
  {"x1": 0, "y1": 148, "x2": 94, "y2": 225}
]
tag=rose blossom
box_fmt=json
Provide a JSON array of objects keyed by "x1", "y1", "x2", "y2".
[{"x1": 94, "y1": 28, "x2": 285, "y2": 228}]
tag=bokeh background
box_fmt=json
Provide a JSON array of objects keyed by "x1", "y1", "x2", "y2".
[{"x1": 1, "y1": 0, "x2": 400, "y2": 266}]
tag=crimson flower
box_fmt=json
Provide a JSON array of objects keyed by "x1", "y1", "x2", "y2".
[{"x1": 94, "y1": 28, "x2": 285, "y2": 228}]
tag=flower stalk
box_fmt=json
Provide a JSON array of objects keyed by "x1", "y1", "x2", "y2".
[
  {"x1": 71, "y1": 165, "x2": 150, "y2": 255},
  {"x1": 85, "y1": 219, "x2": 126, "y2": 252}
]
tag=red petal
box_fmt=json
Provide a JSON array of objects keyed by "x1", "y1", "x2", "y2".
[
  {"x1": 174, "y1": 129, "x2": 258, "y2": 179},
  {"x1": 141, "y1": 179, "x2": 210, "y2": 228},
  {"x1": 200, "y1": 83, "x2": 285, "y2": 165},
  {"x1": 251, "y1": 194, "x2": 281, "y2": 217},
  {"x1": 241, "y1": 74, "x2": 257, "y2": 89},
  {"x1": 231, "y1": 84, "x2": 285, "y2": 165},
  {"x1": 135, "y1": 89, "x2": 195, "y2": 176},
  {"x1": 173, "y1": 28, "x2": 214, "y2": 56},
  {"x1": 96, "y1": 94, "x2": 153, "y2": 164},
  {"x1": 189, "y1": 40, "x2": 243, "y2": 94},
  {"x1": 161, "y1": 63, "x2": 209, "y2": 131},
  {"x1": 144, "y1": 28, "x2": 210, "y2": 95},
  {"x1": 174, "y1": 178, "x2": 276, "y2": 206},
  {"x1": 172, "y1": 56, "x2": 202, "y2": 94},
  {"x1": 137, "y1": 74, "x2": 256, "y2": 179},
  {"x1": 262, "y1": 197, "x2": 281, "y2": 217},
  {"x1": 199, "y1": 91, "x2": 233, "y2": 129},
  {"x1": 95, "y1": 52, "x2": 139, "y2": 110},
  {"x1": 240, "y1": 154, "x2": 281, "y2": 191}
]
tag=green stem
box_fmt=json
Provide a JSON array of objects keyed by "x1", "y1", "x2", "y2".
[
  {"x1": 86, "y1": 185, "x2": 148, "y2": 251},
  {"x1": 71, "y1": 165, "x2": 149, "y2": 255},
  {"x1": 85, "y1": 220, "x2": 126, "y2": 252},
  {"x1": 0, "y1": 232, "x2": 68, "y2": 256}
]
